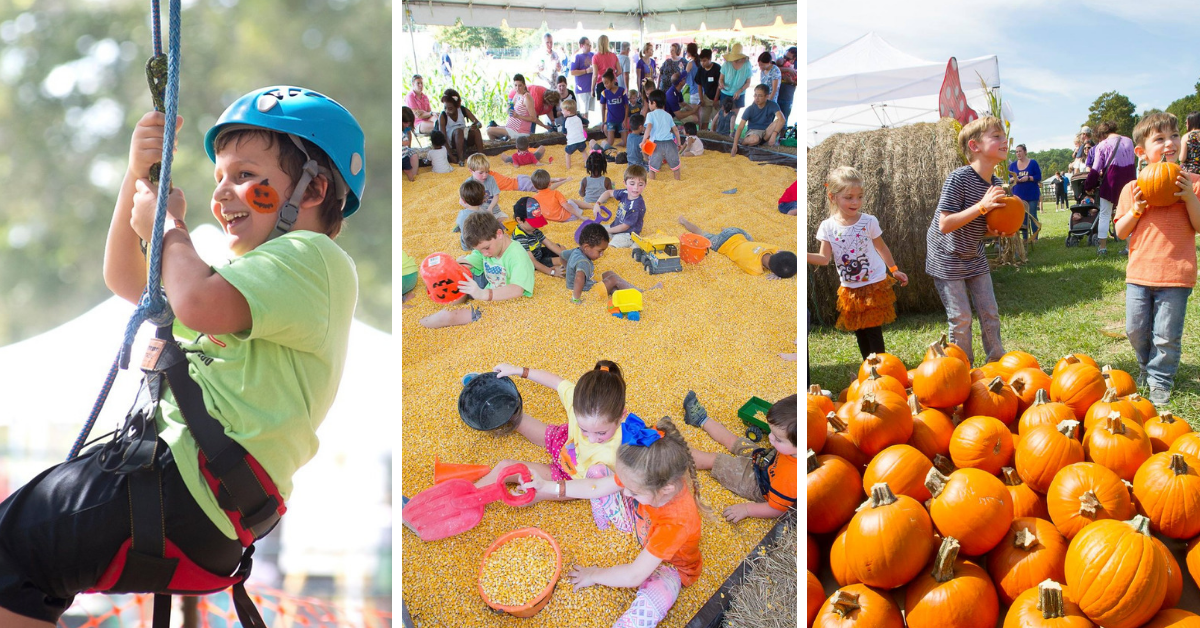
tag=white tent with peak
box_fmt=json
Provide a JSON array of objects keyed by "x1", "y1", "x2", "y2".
[{"x1": 807, "y1": 32, "x2": 1008, "y2": 145}]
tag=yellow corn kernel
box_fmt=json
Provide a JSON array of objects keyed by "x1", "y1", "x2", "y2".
[{"x1": 480, "y1": 536, "x2": 557, "y2": 606}]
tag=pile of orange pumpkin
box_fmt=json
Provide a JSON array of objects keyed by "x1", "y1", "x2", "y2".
[{"x1": 807, "y1": 338, "x2": 1200, "y2": 628}]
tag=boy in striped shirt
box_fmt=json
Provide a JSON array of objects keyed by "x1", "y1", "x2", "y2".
[{"x1": 924, "y1": 116, "x2": 1010, "y2": 365}]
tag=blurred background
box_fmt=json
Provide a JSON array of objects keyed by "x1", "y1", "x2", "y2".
[{"x1": 0, "y1": 0, "x2": 392, "y2": 625}]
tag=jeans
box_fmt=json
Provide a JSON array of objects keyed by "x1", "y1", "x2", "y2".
[
  {"x1": 777, "y1": 82, "x2": 795, "y2": 122},
  {"x1": 1024, "y1": 197, "x2": 1039, "y2": 237},
  {"x1": 1126, "y1": 283, "x2": 1192, "y2": 391},
  {"x1": 933, "y1": 273, "x2": 1004, "y2": 365}
]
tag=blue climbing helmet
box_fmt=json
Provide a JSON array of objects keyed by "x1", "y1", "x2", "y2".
[{"x1": 204, "y1": 86, "x2": 366, "y2": 223}]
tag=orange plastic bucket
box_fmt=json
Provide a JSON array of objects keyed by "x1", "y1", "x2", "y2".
[
  {"x1": 478, "y1": 527, "x2": 562, "y2": 618},
  {"x1": 419, "y1": 252, "x2": 472, "y2": 303},
  {"x1": 678, "y1": 233, "x2": 711, "y2": 264},
  {"x1": 641, "y1": 139, "x2": 657, "y2": 156}
]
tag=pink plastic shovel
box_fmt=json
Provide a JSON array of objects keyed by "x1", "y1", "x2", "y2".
[{"x1": 403, "y1": 463, "x2": 536, "y2": 541}]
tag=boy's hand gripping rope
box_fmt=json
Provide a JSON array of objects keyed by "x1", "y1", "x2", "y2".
[{"x1": 68, "y1": 0, "x2": 180, "y2": 460}]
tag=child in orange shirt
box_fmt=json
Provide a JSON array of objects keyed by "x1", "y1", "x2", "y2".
[
  {"x1": 522, "y1": 416, "x2": 705, "y2": 628},
  {"x1": 683, "y1": 392, "x2": 797, "y2": 521},
  {"x1": 532, "y1": 168, "x2": 585, "y2": 221},
  {"x1": 489, "y1": 169, "x2": 569, "y2": 193},
  {"x1": 1113, "y1": 112, "x2": 1200, "y2": 405}
]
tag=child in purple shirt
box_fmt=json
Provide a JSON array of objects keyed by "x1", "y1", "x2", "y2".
[
  {"x1": 593, "y1": 164, "x2": 649, "y2": 248},
  {"x1": 599, "y1": 69, "x2": 629, "y2": 150}
]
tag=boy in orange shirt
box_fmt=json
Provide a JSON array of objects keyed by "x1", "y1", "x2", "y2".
[
  {"x1": 490, "y1": 169, "x2": 569, "y2": 193},
  {"x1": 682, "y1": 392, "x2": 796, "y2": 521},
  {"x1": 1114, "y1": 112, "x2": 1200, "y2": 405},
  {"x1": 531, "y1": 168, "x2": 586, "y2": 221}
]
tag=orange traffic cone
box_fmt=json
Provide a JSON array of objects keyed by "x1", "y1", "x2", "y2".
[{"x1": 433, "y1": 456, "x2": 492, "y2": 484}]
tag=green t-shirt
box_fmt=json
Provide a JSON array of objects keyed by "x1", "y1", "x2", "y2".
[
  {"x1": 401, "y1": 249, "x2": 418, "y2": 276},
  {"x1": 463, "y1": 238, "x2": 536, "y2": 297},
  {"x1": 157, "y1": 231, "x2": 357, "y2": 539}
]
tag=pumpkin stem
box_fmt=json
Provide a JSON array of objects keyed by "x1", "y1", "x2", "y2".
[
  {"x1": 867, "y1": 366, "x2": 883, "y2": 381},
  {"x1": 927, "y1": 342, "x2": 948, "y2": 359},
  {"x1": 827, "y1": 412, "x2": 848, "y2": 432},
  {"x1": 1001, "y1": 467, "x2": 1022, "y2": 486},
  {"x1": 1100, "y1": 387, "x2": 1119, "y2": 403},
  {"x1": 1061, "y1": 355, "x2": 1080, "y2": 367},
  {"x1": 993, "y1": 438, "x2": 1003, "y2": 455},
  {"x1": 1011, "y1": 377, "x2": 1027, "y2": 396},
  {"x1": 1160, "y1": 411, "x2": 1177, "y2": 424},
  {"x1": 1105, "y1": 411, "x2": 1126, "y2": 434},
  {"x1": 931, "y1": 537, "x2": 961, "y2": 583},
  {"x1": 1057, "y1": 420, "x2": 1080, "y2": 439},
  {"x1": 1079, "y1": 490, "x2": 1101, "y2": 518},
  {"x1": 867, "y1": 483, "x2": 899, "y2": 508},
  {"x1": 925, "y1": 468, "x2": 949, "y2": 499},
  {"x1": 1036, "y1": 580, "x2": 1066, "y2": 620},
  {"x1": 1126, "y1": 514, "x2": 1153, "y2": 535},
  {"x1": 987, "y1": 376, "x2": 1005, "y2": 393},
  {"x1": 807, "y1": 450, "x2": 819, "y2": 474},
  {"x1": 932, "y1": 454, "x2": 957, "y2": 475},
  {"x1": 951, "y1": 407, "x2": 965, "y2": 426},
  {"x1": 1013, "y1": 527, "x2": 1038, "y2": 550},
  {"x1": 831, "y1": 591, "x2": 861, "y2": 618},
  {"x1": 1033, "y1": 388, "x2": 1051, "y2": 406},
  {"x1": 860, "y1": 392, "x2": 879, "y2": 414},
  {"x1": 1171, "y1": 453, "x2": 1189, "y2": 476},
  {"x1": 809, "y1": 384, "x2": 824, "y2": 396},
  {"x1": 908, "y1": 393, "x2": 920, "y2": 415}
]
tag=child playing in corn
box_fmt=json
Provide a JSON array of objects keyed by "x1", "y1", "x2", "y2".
[
  {"x1": 510, "y1": 197, "x2": 566, "y2": 278},
  {"x1": 564, "y1": 223, "x2": 662, "y2": 304},
  {"x1": 925, "y1": 115, "x2": 1010, "y2": 365},
  {"x1": 593, "y1": 165, "x2": 648, "y2": 248},
  {"x1": 463, "y1": 153, "x2": 509, "y2": 220},
  {"x1": 683, "y1": 392, "x2": 797, "y2": 522},
  {"x1": 576, "y1": 150, "x2": 614, "y2": 211},
  {"x1": 477, "y1": 360, "x2": 640, "y2": 530},
  {"x1": 643, "y1": 90, "x2": 683, "y2": 180},
  {"x1": 500, "y1": 135, "x2": 548, "y2": 167},
  {"x1": 626, "y1": 114, "x2": 648, "y2": 168},
  {"x1": 452, "y1": 179, "x2": 487, "y2": 251},
  {"x1": 677, "y1": 215, "x2": 798, "y2": 279},
  {"x1": 531, "y1": 168, "x2": 586, "y2": 222},
  {"x1": 1113, "y1": 112, "x2": 1200, "y2": 405},
  {"x1": 489, "y1": 168, "x2": 569, "y2": 194},
  {"x1": 419, "y1": 211, "x2": 534, "y2": 329},
  {"x1": 808, "y1": 166, "x2": 908, "y2": 358},
  {"x1": 0, "y1": 85, "x2": 365, "y2": 626},
  {"x1": 520, "y1": 415, "x2": 706, "y2": 628}
]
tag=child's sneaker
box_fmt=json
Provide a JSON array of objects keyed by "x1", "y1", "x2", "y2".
[
  {"x1": 1149, "y1": 387, "x2": 1171, "y2": 406},
  {"x1": 682, "y1": 390, "x2": 708, "y2": 427}
]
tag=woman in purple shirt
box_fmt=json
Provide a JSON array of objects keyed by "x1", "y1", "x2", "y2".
[
  {"x1": 1084, "y1": 120, "x2": 1137, "y2": 255},
  {"x1": 636, "y1": 43, "x2": 657, "y2": 93}
]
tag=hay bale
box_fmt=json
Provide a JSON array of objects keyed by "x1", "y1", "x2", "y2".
[
  {"x1": 806, "y1": 118, "x2": 964, "y2": 325},
  {"x1": 723, "y1": 510, "x2": 798, "y2": 628}
]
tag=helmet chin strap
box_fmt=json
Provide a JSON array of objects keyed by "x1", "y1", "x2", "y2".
[{"x1": 268, "y1": 134, "x2": 320, "y2": 241}]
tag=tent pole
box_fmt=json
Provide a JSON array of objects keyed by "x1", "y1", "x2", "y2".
[
  {"x1": 638, "y1": 0, "x2": 645, "y2": 51},
  {"x1": 408, "y1": 8, "x2": 420, "y2": 75}
]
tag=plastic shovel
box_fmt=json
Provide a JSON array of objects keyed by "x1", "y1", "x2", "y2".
[{"x1": 402, "y1": 463, "x2": 536, "y2": 541}]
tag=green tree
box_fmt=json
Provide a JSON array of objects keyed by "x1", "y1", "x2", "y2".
[
  {"x1": 433, "y1": 20, "x2": 513, "y2": 50},
  {"x1": 1086, "y1": 91, "x2": 1137, "y2": 137},
  {"x1": 1166, "y1": 80, "x2": 1200, "y2": 134},
  {"x1": 1027, "y1": 148, "x2": 1074, "y2": 178}
]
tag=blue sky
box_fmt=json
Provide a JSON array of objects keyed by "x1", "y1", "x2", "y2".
[{"x1": 807, "y1": 0, "x2": 1200, "y2": 152}]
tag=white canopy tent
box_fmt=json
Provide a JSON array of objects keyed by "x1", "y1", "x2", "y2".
[
  {"x1": 807, "y1": 32, "x2": 1006, "y2": 146},
  {"x1": 404, "y1": 0, "x2": 795, "y2": 31},
  {"x1": 0, "y1": 224, "x2": 392, "y2": 590}
]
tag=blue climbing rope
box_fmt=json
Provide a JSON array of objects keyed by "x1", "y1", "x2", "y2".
[{"x1": 68, "y1": 0, "x2": 180, "y2": 460}]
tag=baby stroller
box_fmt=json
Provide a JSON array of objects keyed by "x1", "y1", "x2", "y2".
[{"x1": 1065, "y1": 186, "x2": 1118, "y2": 248}]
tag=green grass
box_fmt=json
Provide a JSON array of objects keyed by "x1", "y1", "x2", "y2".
[{"x1": 807, "y1": 200, "x2": 1200, "y2": 425}]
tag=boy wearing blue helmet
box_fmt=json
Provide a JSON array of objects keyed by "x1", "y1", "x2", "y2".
[{"x1": 0, "y1": 86, "x2": 365, "y2": 628}]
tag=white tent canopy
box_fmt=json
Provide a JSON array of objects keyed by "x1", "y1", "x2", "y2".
[
  {"x1": 808, "y1": 32, "x2": 1005, "y2": 146},
  {"x1": 404, "y1": 0, "x2": 795, "y2": 32}
]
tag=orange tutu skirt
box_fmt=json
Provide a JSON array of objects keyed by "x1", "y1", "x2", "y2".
[{"x1": 836, "y1": 275, "x2": 897, "y2": 331}]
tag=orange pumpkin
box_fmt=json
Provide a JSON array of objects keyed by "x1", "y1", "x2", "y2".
[
  {"x1": 913, "y1": 343, "x2": 972, "y2": 410},
  {"x1": 829, "y1": 523, "x2": 860, "y2": 587},
  {"x1": 1003, "y1": 581, "x2": 1094, "y2": 628},
  {"x1": 1133, "y1": 452, "x2": 1200, "y2": 539},
  {"x1": 808, "y1": 534, "x2": 820, "y2": 573},
  {"x1": 826, "y1": 413, "x2": 871, "y2": 470},
  {"x1": 808, "y1": 403, "x2": 829, "y2": 455},
  {"x1": 808, "y1": 451, "x2": 864, "y2": 534},
  {"x1": 1002, "y1": 467, "x2": 1050, "y2": 519},
  {"x1": 1152, "y1": 536, "x2": 1184, "y2": 611},
  {"x1": 847, "y1": 367, "x2": 907, "y2": 402},
  {"x1": 998, "y1": 350, "x2": 1041, "y2": 378},
  {"x1": 1009, "y1": 367, "x2": 1052, "y2": 416},
  {"x1": 808, "y1": 384, "x2": 837, "y2": 416},
  {"x1": 1125, "y1": 393, "x2": 1158, "y2": 421},
  {"x1": 1051, "y1": 363, "x2": 1107, "y2": 420},
  {"x1": 987, "y1": 195, "x2": 1027, "y2": 236},
  {"x1": 1145, "y1": 411, "x2": 1193, "y2": 453},
  {"x1": 858, "y1": 352, "x2": 909, "y2": 387},
  {"x1": 1064, "y1": 516, "x2": 1168, "y2": 628},
  {"x1": 840, "y1": 391, "x2": 912, "y2": 458},
  {"x1": 808, "y1": 570, "x2": 825, "y2": 627},
  {"x1": 1082, "y1": 387, "x2": 1143, "y2": 432},
  {"x1": 845, "y1": 483, "x2": 935, "y2": 588},
  {"x1": 1019, "y1": 389, "x2": 1078, "y2": 437},
  {"x1": 1015, "y1": 420, "x2": 1084, "y2": 493},
  {"x1": 1187, "y1": 537, "x2": 1200, "y2": 602},
  {"x1": 1138, "y1": 161, "x2": 1183, "y2": 208},
  {"x1": 1169, "y1": 432, "x2": 1200, "y2": 459},
  {"x1": 1082, "y1": 413, "x2": 1152, "y2": 482},
  {"x1": 927, "y1": 468, "x2": 1013, "y2": 556},
  {"x1": 925, "y1": 333, "x2": 970, "y2": 367},
  {"x1": 963, "y1": 376, "x2": 1019, "y2": 426},
  {"x1": 986, "y1": 517, "x2": 1069, "y2": 607},
  {"x1": 814, "y1": 584, "x2": 905, "y2": 628},
  {"x1": 862, "y1": 444, "x2": 934, "y2": 503},
  {"x1": 1052, "y1": 354, "x2": 1099, "y2": 380},
  {"x1": 971, "y1": 362, "x2": 1008, "y2": 383},
  {"x1": 1046, "y1": 462, "x2": 1135, "y2": 539},
  {"x1": 1142, "y1": 609, "x2": 1200, "y2": 628},
  {"x1": 1100, "y1": 365, "x2": 1137, "y2": 397},
  {"x1": 905, "y1": 537, "x2": 999, "y2": 628},
  {"x1": 906, "y1": 395, "x2": 955, "y2": 461},
  {"x1": 949, "y1": 416, "x2": 1014, "y2": 475}
]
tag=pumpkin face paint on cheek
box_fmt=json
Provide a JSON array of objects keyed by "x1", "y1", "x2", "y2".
[{"x1": 246, "y1": 179, "x2": 281, "y2": 213}]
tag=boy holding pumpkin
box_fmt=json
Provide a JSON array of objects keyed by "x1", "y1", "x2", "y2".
[
  {"x1": 924, "y1": 115, "x2": 1010, "y2": 366},
  {"x1": 1113, "y1": 112, "x2": 1200, "y2": 405}
]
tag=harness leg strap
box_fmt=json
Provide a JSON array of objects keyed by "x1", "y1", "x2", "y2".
[{"x1": 111, "y1": 465, "x2": 179, "y2": 593}]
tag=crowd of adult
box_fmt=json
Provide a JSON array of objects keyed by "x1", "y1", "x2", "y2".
[{"x1": 403, "y1": 33, "x2": 797, "y2": 157}]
